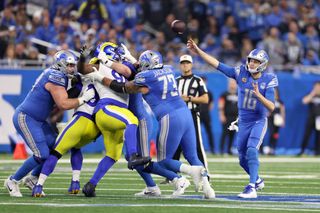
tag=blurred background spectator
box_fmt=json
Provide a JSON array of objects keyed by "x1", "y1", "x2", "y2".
[{"x1": 0, "y1": 0, "x2": 319, "y2": 72}]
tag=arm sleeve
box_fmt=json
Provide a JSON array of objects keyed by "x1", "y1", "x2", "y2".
[
  {"x1": 217, "y1": 62, "x2": 237, "y2": 79},
  {"x1": 48, "y1": 72, "x2": 67, "y2": 87},
  {"x1": 133, "y1": 72, "x2": 147, "y2": 86}
]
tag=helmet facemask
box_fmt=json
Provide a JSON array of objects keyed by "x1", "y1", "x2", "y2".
[{"x1": 246, "y1": 49, "x2": 269, "y2": 74}]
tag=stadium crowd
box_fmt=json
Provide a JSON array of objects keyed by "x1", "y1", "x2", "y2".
[{"x1": 0, "y1": 0, "x2": 320, "y2": 71}]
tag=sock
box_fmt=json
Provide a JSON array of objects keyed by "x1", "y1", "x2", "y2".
[
  {"x1": 90, "y1": 156, "x2": 116, "y2": 186},
  {"x1": 158, "y1": 159, "x2": 182, "y2": 173},
  {"x1": 12, "y1": 156, "x2": 40, "y2": 181},
  {"x1": 144, "y1": 162, "x2": 179, "y2": 181},
  {"x1": 37, "y1": 174, "x2": 47, "y2": 186},
  {"x1": 41, "y1": 155, "x2": 58, "y2": 176},
  {"x1": 124, "y1": 124, "x2": 138, "y2": 155},
  {"x1": 72, "y1": 170, "x2": 81, "y2": 182},
  {"x1": 135, "y1": 165, "x2": 156, "y2": 187},
  {"x1": 247, "y1": 147, "x2": 259, "y2": 184},
  {"x1": 70, "y1": 148, "x2": 83, "y2": 170}
]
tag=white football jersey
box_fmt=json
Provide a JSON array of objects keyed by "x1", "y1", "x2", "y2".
[
  {"x1": 75, "y1": 77, "x2": 98, "y2": 115},
  {"x1": 94, "y1": 63, "x2": 129, "y2": 106}
]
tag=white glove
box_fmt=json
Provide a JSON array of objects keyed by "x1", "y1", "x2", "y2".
[
  {"x1": 98, "y1": 51, "x2": 114, "y2": 68},
  {"x1": 78, "y1": 87, "x2": 95, "y2": 105},
  {"x1": 83, "y1": 67, "x2": 104, "y2": 83},
  {"x1": 228, "y1": 118, "x2": 239, "y2": 132},
  {"x1": 121, "y1": 43, "x2": 137, "y2": 64}
]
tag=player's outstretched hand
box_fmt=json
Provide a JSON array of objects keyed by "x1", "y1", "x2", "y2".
[
  {"x1": 187, "y1": 39, "x2": 200, "y2": 54},
  {"x1": 80, "y1": 45, "x2": 94, "y2": 58},
  {"x1": 121, "y1": 43, "x2": 137, "y2": 64}
]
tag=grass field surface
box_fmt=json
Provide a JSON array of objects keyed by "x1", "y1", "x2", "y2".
[{"x1": 0, "y1": 154, "x2": 319, "y2": 213}]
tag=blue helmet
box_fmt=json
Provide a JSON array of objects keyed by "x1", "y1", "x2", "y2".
[
  {"x1": 89, "y1": 42, "x2": 124, "y2": 64},
  {"x1": 53, "y1": 50, "x2": 78, "y2": 77},
  {"x1": 138, "y1": 50, "x2": 163, "y2": 71},
  {"x1": 246, "y1": 49, "x2": 269, "y2": 73}
]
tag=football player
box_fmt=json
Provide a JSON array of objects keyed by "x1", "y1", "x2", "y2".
[
  {"x1": 4, "y1": 50, "x2": 95, "y2": 197},
  {"x1": 88, "y1": 50, "x2": 216, "y2": 199},
  {"x1": 187, "y1": 38, "x2": 278, "y2": 198}
]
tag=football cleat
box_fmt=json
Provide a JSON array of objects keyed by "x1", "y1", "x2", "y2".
[
  {"x1": 189, "y1": 166, "x2": 204, "y2": 192},
  {"x1": 135, "y1": 185, "x2": 161, "y2": 197},
  {"x1": 4, "y1": 176, "x2": 22, "y2": 197},
  {"x1": 23, "y1": 175, "x2": 38, "y2": 190},
  {"x1": 238, "y1": 185, "x2": 257, "y2": 198},
  {"x1": 202, "y1": 175, "x2": 215, "y2": 199},
  {"x1": 255, "y1": 178, "x2": 265, "y2": 191},
  {"x1": 68, "y1": 180, "x2": 80, "y2": 194},
  {"x1": 127, "y1": 153, "x2": 151, "y2": 170},
  {"x1": 82, "y1": 182, "x2": 96, "y2": 197},
  {"x1": 32, "y1": 184, "x2": 45, "y2": 197},
  {"x1": 172, "y1": 176, "x2": 190, "y2": 197}
]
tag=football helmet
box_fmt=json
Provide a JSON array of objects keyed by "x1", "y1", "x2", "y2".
[
  {"x1": 52, "y1": 50, "x2": 78, "y2": 77},
  {"x1": 89, "y1": 42, "x2": 124, "y2": 64},
  {"x1": 246, "y1": 49, "x2": 269, "y2": 73},
  {"x1": 138, "y1": 50, "x2": 163, "y2": 71}
]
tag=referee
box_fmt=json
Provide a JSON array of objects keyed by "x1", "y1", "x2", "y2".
[{"x1": 174, "y1": 54, "x2": 209, "y2": 169}]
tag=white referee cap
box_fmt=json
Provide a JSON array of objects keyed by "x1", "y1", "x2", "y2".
[{"x1": 180, "y1": 54, "x2": 193, "y2": 63}]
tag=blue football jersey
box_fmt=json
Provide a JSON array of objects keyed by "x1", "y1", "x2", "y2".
[
  {"x1": 134, "y1": 66, "x2": 186, "y2": 119},
  {"x1": 218, "y1": 63, "x2": 278, "y2": 123},
  {"x1": 18, "y1": 68, "x2": 69, "y2": 121}
]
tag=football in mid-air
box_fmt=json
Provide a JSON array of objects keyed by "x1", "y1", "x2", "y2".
[{"x1": 171, "y1": 20, "x2": 186, "y2": 34}]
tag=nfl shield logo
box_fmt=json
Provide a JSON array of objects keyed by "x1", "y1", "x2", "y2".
[
  {"x1": 242, "y1": 78, "x2": 247, "y2": 83},
  {"x1": 260, "y1": 82, "x2": 266, "y2": 89}
]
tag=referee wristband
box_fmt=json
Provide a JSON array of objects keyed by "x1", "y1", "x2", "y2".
[{"x1": 188, "y1": 96, "x2": 192, "y2": 102}]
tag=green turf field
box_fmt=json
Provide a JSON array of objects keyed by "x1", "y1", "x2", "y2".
[{"x1": 0, "y1": 154, "x2": 319, "y2": 213}]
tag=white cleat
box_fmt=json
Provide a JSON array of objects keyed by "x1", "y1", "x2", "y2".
[
  {"x1": 238, "y1": 185, "x2": 257, "y2": 198},
  {"x1": 135, "y1": 185, "x2": 161, "y2": 197},
  {"x1": 189, "y1": 166, "x2": 203, "y2": 192},
  {"x1": 201, "y1": 171, "x2": 215, "y2": 199},
  {"x1": 4, "y1": 176, "x2": 22, "y2": 197},
  {"x1": 255, "y1": 178, "x2": 265, "y2": 191},
  {"x1": 23, "y1": 175, "x2": 38, "y2": 190},
  {"x1": 172, "y1": 176, "x2": 190, "y2": 197},
  {"x1": 23, "y1": 175, "x2": 46, "y2": 196}
]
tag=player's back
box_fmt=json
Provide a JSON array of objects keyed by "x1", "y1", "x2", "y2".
[
  {"x1": 18, "y1": 68, "x2": 68, "y2": 121},
  {"x1": 134, "y1": 66, "x2": 186, "y2": 119}
]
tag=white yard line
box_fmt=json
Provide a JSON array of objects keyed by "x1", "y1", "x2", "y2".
[{"x1": 1, "y1": 157, "x2": 320, "y2": 164}]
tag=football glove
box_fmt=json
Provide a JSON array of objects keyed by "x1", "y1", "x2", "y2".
[{"x1": 121, "y1": 43, "x2": 137, "y2": 64}]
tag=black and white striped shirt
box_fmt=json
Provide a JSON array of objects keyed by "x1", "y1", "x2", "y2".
[{"x1": 176, "y1": 74, "x2": 208, "y2": 112}]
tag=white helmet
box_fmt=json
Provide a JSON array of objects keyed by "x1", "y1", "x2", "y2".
[{"x1": 246, "y1": 49, "x2": 269, "y2": 73}]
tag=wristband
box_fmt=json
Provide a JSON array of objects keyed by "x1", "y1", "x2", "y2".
[{"x1": 188, "y1": 96, "x2": 192, "y2": 102}]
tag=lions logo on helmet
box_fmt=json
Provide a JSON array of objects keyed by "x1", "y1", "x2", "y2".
[
  {"x1": 52, "y1": 50, "x2": 78, "y2": 77},
  {"x1": 138, "y1": 50, "x2": 163, "y2": 71},
  {"x1": 89, "y1": 42, "x2": 124, "y2": 64},
  {"x1": 246, "y1": 49, "x2": 269, "y2": 74}
]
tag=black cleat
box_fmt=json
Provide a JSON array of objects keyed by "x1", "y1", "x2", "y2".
[
  {"x1": 82, "y1": 182, "x2": 96, "y2": 197},
  {"x1": 127, "y1": 153, "x2": 151, "y2": 170}
]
